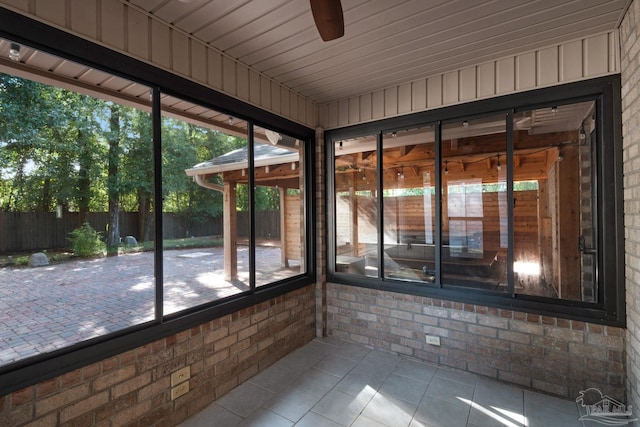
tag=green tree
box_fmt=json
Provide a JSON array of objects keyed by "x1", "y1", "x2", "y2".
[
  {"x1": 119, "y1": 108, "x2": 154, "y2": 241},
  {"x1": 0, "y1": 74, "x2": 107, "y2": 217},
  {"x1": 161, "y1": 117, "x2": 245, "y2": 224},
  {"x1": 0, "y1": 74, "x2": 56, "y2": 211},
  {"x1": 106, "y1": 103, "x2": 121, "y2": 255}
]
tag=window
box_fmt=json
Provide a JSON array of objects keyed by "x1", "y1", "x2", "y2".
[
  {"x1": 253, "y1": 126, "x2": 306, "y2": 287},
  {"x1": 0, "y1": 28, "x2": 314, "y2": 394},
  {"x1": 333, "y1": 135, "x2": 378, "y2": 277},
  {"x1": 161, "y1": 98, "x2": 252, "y2": 314},
  {"x1": 327, "y1": 76, "x2": 623, "y2": 324},
  {"x1": 382, "y1": 127, "x2": 437, "y2": 283},
  {"x1": 0, "y1": 52, "x2": 155, "y2": 366}
]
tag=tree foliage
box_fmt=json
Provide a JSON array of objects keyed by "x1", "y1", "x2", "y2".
[{"x1": 0, "y1": 73, "x2": 260, "y2": 245}]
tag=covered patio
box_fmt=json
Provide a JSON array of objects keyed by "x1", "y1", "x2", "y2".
[
  {"x1": 0, "y1": 1, "x2": 636, "y2": 427},
  {"x1": 185, "y1": 136, "x2": 305, "y2": 282}
]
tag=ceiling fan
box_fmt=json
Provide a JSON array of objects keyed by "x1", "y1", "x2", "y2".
[
  {"x1": 310, "y1": 0, "x2": 344, "y2": 41},
  {"x1": 175, "y1": 0, "x2": 344, "y2": 42}
]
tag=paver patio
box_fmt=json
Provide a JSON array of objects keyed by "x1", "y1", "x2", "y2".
[{"x1": 0, "y1": 245, "x2": 300, "y2": 366}]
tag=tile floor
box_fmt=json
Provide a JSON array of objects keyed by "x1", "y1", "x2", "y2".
[{"x1": 179, "y1": 337, "x2": 585, "y2": 427}]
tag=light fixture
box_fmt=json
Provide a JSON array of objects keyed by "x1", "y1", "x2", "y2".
[
  {"x1": 338, "y1": 141, "x2": 343, "y2": 150},
  {"x1": 444, "y1": 161, "x2": 449, "y2": 175},
  {"x1": 462, "y1": 120, "x2": 469, "y2": 128},
  {"x1": 397, "y1": 166, "x2": 404, "y2": 179},
  {"x1": 551, "y1": 106, "x2": 558, "y2": 114},
  {"x1": 579, "y1": 125, "x2": 586, "y2": 140},
  {"x1": 496, "y1": 154, "x2": 501, "y2": 171},
  {"x1": 228, "y1": 116, "x2": 234, "y2": 125},
  {"x1": 9, "y1": 43, "x2": 20, "y2": 62},
  {"x1": 392, "y1": 131, "x2": 397, "y2": 138},
  {"x1": 265, "y1": 129, "x2": 282, "y2": 145}
]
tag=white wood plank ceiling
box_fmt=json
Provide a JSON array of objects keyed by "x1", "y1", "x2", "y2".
[{"x1": 126, "y1": 0, "x2": 629, "y2": 105}]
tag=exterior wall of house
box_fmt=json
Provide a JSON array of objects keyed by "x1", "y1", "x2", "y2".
[
  {"x1": 0, "y1": 0, "x2": 318, "y2": 129},
  {"x1": 319, "y1": 32, "x2": 619, "y2": 129},
  {"x1": 0, "y1": 286, "x2": 316, "y2": 426},
  {"x1": 620, "y1": 0, "x2": 640, "y2": 420}
]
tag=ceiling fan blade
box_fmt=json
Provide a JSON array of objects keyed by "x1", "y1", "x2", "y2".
[{"x1": 310, "y1": 0, "x2": 344, "y2": 41}]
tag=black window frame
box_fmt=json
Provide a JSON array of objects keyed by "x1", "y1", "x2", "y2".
[
  {"x1": 0, "y1": 7, "x2": 316, "y2": 395},
  {"x1": 326, "y1": 75, "x2": 624, "y2": 326}
]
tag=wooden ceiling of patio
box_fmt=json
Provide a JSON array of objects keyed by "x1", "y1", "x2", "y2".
[{"x1": 335, "y1": 130, "x2": 578, "y2": 191}]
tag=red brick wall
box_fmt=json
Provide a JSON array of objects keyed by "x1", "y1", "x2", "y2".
[
  {"x1": 327, "y1": 282, "x2": 625, "y2": 400},
  {"x1": 0, "y1": 286, "x2": 316, "y2": 427}
]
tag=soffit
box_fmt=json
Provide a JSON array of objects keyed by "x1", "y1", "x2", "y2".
[
  {"x1": 0, "y1": 39, "x2": 282, "y2": 143},
  {"x1": 127, "y1": 0, "x2": 628, "y2": 104}
]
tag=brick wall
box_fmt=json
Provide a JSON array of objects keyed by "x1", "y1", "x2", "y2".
[
  {"x1": 0, "y1": 286, "x2": 316, "y2": 427},
  {"x1": 327, "y1": 282, "x2": 625, "y2": 400},
  {"x1": 315, "y1": 127, "x2": 328, "y2": 338},
  {"x1": 620, "y1": 0, "x2": 640, "y2": 419}
]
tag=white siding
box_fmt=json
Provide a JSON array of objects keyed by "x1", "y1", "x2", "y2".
[
  {"x1": 172, "y1": 31, "x2": 190, "y2": 77},
  {"x1": 496, "y1": 58, "x2": 515, "y2": 94},
  {"x1": 320, "y1": 32, "x2": 619, "y2": 129},
  {"x1": 0, "y1": 0, "x2": 318, "y2": 129},
  {"x1": 0, "y1": 1, "x2": 619, "y2": 131},
  {"x1": 70, "y1": 0, "x2": 98, "y2": 40},
  {"x1": 412, "y1": 80, "x2": 427, "y2": 111},
  {"x1": 128, "y1": 8, "x2": 150, "y2": 61},
  {"x1": 191, "y1": 40, "x2": 207, "y2": 84},
  {"x1": 101, "y1": 0, "x2": 125, "y2": 51},
  {"x1": 151, "y1": 20, "x2": 171, "y2": 69},
  {"x1": 207, "y1": 49, "x2": 223, "y2": 90}
]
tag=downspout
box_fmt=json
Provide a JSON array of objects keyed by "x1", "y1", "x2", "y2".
[{"x1": 193, "y1": 175, "x2": 224, "y2": 193}]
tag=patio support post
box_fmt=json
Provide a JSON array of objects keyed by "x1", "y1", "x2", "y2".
[
  {"x1": 224, "y1": 180, "x2": 238, "y2": 281},
  {"x1": 349, "y1": 184, "x2": 358, "y2": 256},
  {"x1": 279, "y1": 186, "x2": 289, "y2": 267}
]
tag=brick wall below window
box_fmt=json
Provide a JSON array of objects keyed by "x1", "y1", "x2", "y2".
[
  {"x1": 0, "y1": 285, "x2": 316, "y2": 427},
  {"x1": 327, "y1": 283, "x2": 625, "y2": 401}
]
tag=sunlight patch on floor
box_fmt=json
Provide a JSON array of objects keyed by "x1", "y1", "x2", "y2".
[{"x1": 458, "y1": 397, "x2": 528, "y2": 427}]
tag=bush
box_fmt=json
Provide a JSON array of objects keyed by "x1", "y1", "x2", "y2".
[{"x1": 68, "y1": 223, "x2": 105, "y2": 257}]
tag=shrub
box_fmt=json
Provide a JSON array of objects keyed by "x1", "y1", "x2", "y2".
[{"x1": 68, "y1": 222, "x2": 105, "y2": 257}]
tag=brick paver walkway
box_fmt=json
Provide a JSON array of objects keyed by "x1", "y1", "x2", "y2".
[{"x1": 0, "y1": 246, "x2": 299, "y2": 366}]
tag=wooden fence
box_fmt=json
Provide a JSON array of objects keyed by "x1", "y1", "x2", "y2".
[{"x1": 0, "y1": 211, "x2": 281, "y2": 254}]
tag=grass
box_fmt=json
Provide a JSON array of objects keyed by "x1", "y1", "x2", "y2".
[
  {"x1": 121, "y1": 235, "x2": 224, "y2": 253},
  {"x1": 0, "y1": 236, "x2": 224, "y2": 267}
]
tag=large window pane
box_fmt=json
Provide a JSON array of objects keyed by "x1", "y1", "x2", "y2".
[
  {"x1": 381, "y1": 127, "x2": 436, "y2": 283},
  {"x1": 334, "y1": 135, "x2": 378, "y2": 277},
  {"x1": 163, "y1": 100, "x2": 249, "y2": 314},
  {"x1": 441, "y1": 115, "x2": 507, "y2": 291},
  {"x1": 0, "y1": 40, "x2": 154, "y2": 366},
  {"x1": 254, "y1": 127, "x2": 306, "y2": 287},
  {"x1": 513, "y1": 102, "x2": 597, "y2": 301}
]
